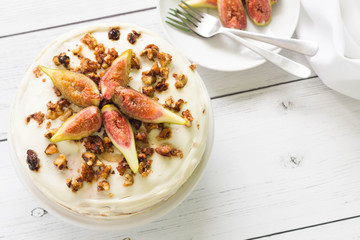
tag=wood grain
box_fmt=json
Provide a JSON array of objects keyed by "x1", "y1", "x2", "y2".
[{"x1": 4, "y1": 78, "x2": 360, "y2": 239}]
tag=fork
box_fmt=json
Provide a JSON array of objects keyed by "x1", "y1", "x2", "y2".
[{"x1": 167, "y1": 1, "x2": 313, "y2": 78}]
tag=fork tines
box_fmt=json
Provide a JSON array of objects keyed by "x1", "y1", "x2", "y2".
[{"x1": 166, "y1": 1, "x2": 203, "y2": 32}]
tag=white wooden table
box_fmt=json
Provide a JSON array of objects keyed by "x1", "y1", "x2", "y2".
[{"x1": 2, "y1": 1, "x2": 360, "y2": 239}]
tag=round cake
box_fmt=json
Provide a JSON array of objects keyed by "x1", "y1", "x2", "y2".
[{"x1": 10, "y1": 23, "x2": 210, "y2": 218}]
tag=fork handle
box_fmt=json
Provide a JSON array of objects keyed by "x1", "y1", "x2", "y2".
[
  {"x1": 220, "y1": 30, "x2": 312, "y2": 78},
  {"x1": 225, "y1": 28, "x2": 318, "y2": 56}
]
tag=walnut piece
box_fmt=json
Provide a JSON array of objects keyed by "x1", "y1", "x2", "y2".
[
  {"x1": 53, "y1": 154, "x2": 67, "y2": 170},
  {"x1": 82, "y1": 152, "x2": 96, "y2": 166},
  {"x1": 158, "y1": 127, "x2": 171, "y2": 139},
  {"x1": 44, "y1": 128, "x2": 57, "y2": 139},
  {"x1": 139, "y1": 160, "x2": 153, "y2": 177},
  {"x1": 66, "y1": 177, "x2": 83, "y2": 192},
  {"x1": 135, "y1": 132, "x2": 148, "y2": 143},
  {"x1": 182, "y1": 109, "x2": 193, "y2": 127},
  {"x1": 189, "y1": 63, "x2": 197, "y2": 71},
  {"x1": 159, "y1": 67, "x2": 169, "y2": 79},
  {"x1": 155, "y1": 144, "x2": 183, "y2": 158},
  {"x1": 173, "y1": 73, "x2": 188, "y2": 89},
  {"x1": 139, "y1": 44, "x2": 159, "y2": 61},
  {"x1": 26, "y1": 111, "x2": 45, "y2": 126},
  {"x1": 44, "y1": 143, "x2": 58, "y2": 155},
  {"x1": 80, "y1": 163, "x2": 95, "y2": 183},
  {"x1": 141, "y1": 69, "x2": 156, "y2": 85},
  {"x1": 131, "y1": 52, "x2": 140, "y2": 69},
  {"x1": 158, "y1": 52, "x2": 172, "y2": 67},
  {"x1": 84, "y1": 136, "x2": 104, "y2": 154},
  {"x1": 142, "y1": 86, "x2": 155, "y2": 97},
  {"x1": 108, "y1": 27, "x2": 120, "y2": 40},
  {"x1": 72, "y1": 45, "x2": 82, "y2": 55},
  {"x1": 96, "y1": 165, "x2": 112, "y2": 180},
  {"x1": 123, "y1": 174, "x2": 134, "y2": 187},
  {"x1": 59, "y1": 108, "x2": 73, "y2": 122},
  {"x1": 53, "y1": 52, "x2": 70, "y2": 68},
  {"x1": 78, "y1": 56, "x2": 99, "y2": 73},
  {"x1": 46, "y1": 99, "x2": 70, "y2": 120},
  {"x1": 127, "y1": 30, "x2": 141, "y2": 44},
  {"x1": 155, "y1": 78, "x2": 169, "y2": 92},
  {"x1": 116, "y1": 160, "x2": 130, "y2": 176},
  {"x1": 81, "y1": 33, "x2": 98, "y2": 49},
  {"x1": 26, "y1": 150, "x2": 40, "y2": 171},
  {"x1": 97, "y1": 180, "x2": 110, "y2": 192},
  {"x1": 87, "y1": 72, "x2": 101, "y2": 85}
]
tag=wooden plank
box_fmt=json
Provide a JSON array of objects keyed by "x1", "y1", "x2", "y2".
[
  {"x1": 0, "y1": 0, "x2": 155, "y2": 37},
  {"x1": 3, "y1": 78, "x2": 360, "y2": 239},
  {"x1": 0, "y1": 8, "x2": 313, "y2": 139}
]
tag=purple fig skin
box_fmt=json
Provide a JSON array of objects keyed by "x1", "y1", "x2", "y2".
[
  {"x1": 39, "y1": 66, "x2": 101, "y2": 107},
  {"x1": 112, "y1": 87, "x2": 187, "y2": 125},
  {"x1": 218, "y1": 0, "x2": 247, "y2": 30},
  {"x1": 100, "y1": 49, "x2": 132, "y2": 100},
  {"x1": 245, "y1": 0, "x2": 272, "y2": 26},
  {"x1": 50, "y1": 106, "x2": 102, "y2": 142},
  {"x1": 102, "y1": 104, "x2": 138, "y2": 173}
]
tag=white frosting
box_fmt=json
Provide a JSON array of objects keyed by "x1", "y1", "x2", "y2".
[{"x1": 11, "y1": 24, "x2": 209, "y2": 218}]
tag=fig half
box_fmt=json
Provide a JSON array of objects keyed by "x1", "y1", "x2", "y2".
[
  {"x1": 217, "y1": 0, "x2": 247, "y2": 30},
  {"x1": 50, "y1": 106, "x2": 102, "y2": 142},
  {"x1": 39, "y1": 66, "x2": 101, "y2": 107},
  {"x1": 102, "y1": 104, "x2": 138, "y2": 173},
  {"x1": 245, "y1": 0, "x2": 272, "y2": 26},
  {"x1": 100, "y1": 49, "x2": 132, "y2": 100},
  {"x1": 183, "y1": 0, "x2": 217, "y2": 8},
  {"x1": 112, "y1": 87, "x2": 187, "y2": 125}
]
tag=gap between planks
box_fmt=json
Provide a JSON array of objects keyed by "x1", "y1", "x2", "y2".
[{"x1": 0, "y1": 6, "x2": 156, "y2": 39}]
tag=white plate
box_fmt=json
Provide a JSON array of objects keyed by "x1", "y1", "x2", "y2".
[{"x1": 157, "y1": 0, "x2": 300, "y2": 72}]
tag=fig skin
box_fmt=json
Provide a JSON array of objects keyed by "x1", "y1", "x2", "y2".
[
  {"x1": 112, "y1": 86, "x2": 187, "y2": 125},
  {"x1": 217, "y1": 0, "x2": 247, "y2": 30},
  {"x1": 183, "y1": 0, "x2": 217, "y2": 8},
  {"x1": 245, "y1": 0, "x2": 272, "y2": 26},
  {"x1": 39, "y1": 66, "x2": 101, "y2": 107},
  {"x1": 50, "y1": 106, "x2": 102, "y2": 142},
  {"x1": 100, "y1": 49, "x2": 132, "y2": 100},
  {"x1": 102, "y1": 104, "x2": 138, "y2": 173}
]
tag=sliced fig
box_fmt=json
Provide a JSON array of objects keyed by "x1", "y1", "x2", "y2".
[
  {"x1": 101, "y1": 104, "x2": 138, "y2": 173},
  {"x1": 217, "y1": 0, "x2": 247, "y2": 30},
  {"x1": 100, "y1": 49, "x2": 132, "y2": 100},
  {"x1": 183, "y1": 0, "x2": 217, "y2": 8},
  {"x1": 50, "y1": 106, "x2": 102, "y2": 142},
  {"x1": 245, "y1": 0, "x2": 272, "y2": 26},
  {"x1": 112, "y1": 87, "x2": 187, "y2": 125},
  {"x1": 270, "y1": 0, "x2": 277, "y2": 5},
  {"x1": 39, "y1": 66, "x2": 101, "y2": 107}
]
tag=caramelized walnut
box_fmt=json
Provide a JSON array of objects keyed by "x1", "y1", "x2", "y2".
[
  {"x1": 87, "y1": 72, "x2": 101, "y2": 85},
  {"x1": 97, "y1": 180, "x2": 110, "y2": 192},
  {"x1": 139, "y1": 44, "x2": 159, "y2": 61},
  {"x1": 59, "y1": 108, "x2": 73, "y2": 122},
  {"x1": 46, "y1": 99, "x2": 69, "y2": 120},
  {"x1": 189, "y1": 63, "x2": 197, "y2": 71},
  {"x1": 82, "y1": 152, "x2": 96, "y2": 166},
  {"x1": 155, "y1": 144, "x2": 183, "y2": 158},
  {"x1": 130, "y1": 119, "x2": 142, "y2": 130},
  {"x1": 144, "y1": 123, "x2": 163, "y2": 132},
  {"x1": 26, "y1": 111, "x2": 45, "y2": 126},
  {"x1": 44, "y1": 128, "x2": 57, "y2": 139},
  {"x1": 159, "y1": 67, "x2": 169, "y2": 79},
  {"x1": 158, "y1": 52, "x2": 172, "y2": 67},
  {"x1": 173, "y1": 73, "x2": 188, "y2": 89},
  {"x1": 44, "y1": 143, "x2": 58, "y2": 155},
  {"x1": 135, "y1": 132, "x2": 148, "y2": 143},
  {"x1": 158, "y1": 127, "x2": 171, "y2": 139},
  {"x1": 155, "y1": 78, "x2": 169, "y2": 92},
  {"x1": 123, "y1": 174, "x2": 134, "y2": 187},
  {"x1": 78, "y1": 57, "x2": 99, "y2": 73},
  {"x1": 108, "y1": 27, "x2": 120, "y2": 40},
  {"x1": 173, "y1": 99, "x2": 185, "y2": 112},
  {"x1": 53, "y1": 52, "x2": 70, "y2": 68},
  {"x1": 182, "y1": 109, "x2": 193, "y2": 127},
  {"x1": 96, "y1": 165, "x2": 112, "y2": 180},
  {"x1": 46, "y1": 121, "x2": 51, "y2": 129},
  {"x1": 66, "y1": 177, "x2": 83, "y2": 192},
  {"x1": 81, "y1": 33, "x2": 98, "y2": 49},
  {"x1": 139, "y1": 160, "x2": 153, "y2": 177},
  {"x1": 26, "y1": 150, "x2": 40, "y2": 171},
  {"x1": 54, "y1": 154, "x2": 67, "y2": 170},
  {"x1": 116, "y1": 160, "x2": 130, "y2": 176},
  {"x1": 131, "y1": 52, "x2": 140, "y2": 69},
  {"x1": 72, "y1": 45, "x2": 82, "y2": 55},
  {"x1": 142, "y1": 86, "x2": 155, "y2": 97},
  {"x1": 127, "y1": 30, "x2": 141, "y2": 44},
  {"x1": 80, "y1": 163, "x2": 95, "y2": 183},
  {"x1": 141, "y1": 69, "x2": 156, "y2": 85},
  {"x1": 53, "y1": 86, "x2": 62, "y2": 97},
  {"x1": 83, "y1": 136, "x2": 104, "y2": 154}
]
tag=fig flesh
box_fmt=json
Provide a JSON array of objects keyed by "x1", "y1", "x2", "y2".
[
  {"x1": 183, "y1": 0, "x2": 217, "y2": 8},
  {"x1": 39, "y1": 66, "x2": 101, "y2": 107},
  {"x1": 112, "y1": 87, "x2": 187, "y2": 125},
  {"x1": 50, "y1": 106, "x2": 102, "y2": 142},
  {"x1": 102, "y1": 104, "x2": 138, "y2": 173},
  {"x1": 245, "y1": 0, "x2": 272, "y2": 26},
  {"x1": 217, "y1": 0, "x2": 247, "y2": 30},
  {"x1": 100, "y1": 49, "x2": 132, "y2": 100}
]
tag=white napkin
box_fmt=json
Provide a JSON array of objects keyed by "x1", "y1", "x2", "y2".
[{"x1": 296, "y1": 0, "x2": 360, "y2": 100}]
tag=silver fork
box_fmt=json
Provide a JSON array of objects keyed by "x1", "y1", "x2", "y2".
[{"x1": 167, "y1": 1, "x2": 313, "y2": 78}]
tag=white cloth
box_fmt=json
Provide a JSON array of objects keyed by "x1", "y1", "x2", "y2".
[{"x1": 296, "y1": 0, "x2": 360, "y2": 100}]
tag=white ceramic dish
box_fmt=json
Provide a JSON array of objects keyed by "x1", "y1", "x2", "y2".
[
  {"x1": 9, "y1": 23, "x2": 214, "y2": 230},
  {"x1": 157, "y1": 0, "x2": 300, "y2": 72}
]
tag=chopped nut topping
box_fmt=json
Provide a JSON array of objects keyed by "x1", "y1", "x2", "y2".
[
  {"x1": 158, "y1": 127, "x2": 171, "y2": 139},
  {"x1": 26, "y1": 111, "x2": 45, "y2": 126},
  {"x1": 82, "y1": 152, "x2": 96, "y2": 166},
  {"x1": 173, "y1": 99, "x2": 185, "y2": 112},
  {"x1": 95, "y1": 159, "x2": 104, "y2": 167},
  {"x1": 164, "y1": 97, "x2": 185, "y2": 112},
  {"x1": 87, "y1": 72, "x2": 101, "y2": 85},
  {"x1": 155, "y1": 144, "x2": 183, "y2": 158},
  {"x1": 97, "y1": 180, "x2": 110, "y2": 192},
  {"x1": 53, "y1": 86, "x2": 62, "y2": 97},
  {"x1": 130, "y1": 119, "x2": 142, "y2": 130},
  {"x1": 182, "y1": 109, "x2": 193, "y2": 127},
  {"x1": 44, "y1": 128, "x2": 57, "y2": 139},
  {"x1": 80, "y1": 163, "x2": 95, "y2": 183},
  {"x1": 84, "y1": 136, "x2": 104, "y2": 154},
  {"x1": 189, "y1": 63, "x2": 197, "y2": 71},
  {"x1": 127, "y1": 30, "x2": 141, "y2": 44},
  {"x1": 116, "y1": 160, "x2": 130, "y2": 176},
  {"x1": 66, "y1": 177, "x2": 83, "y2": 192},
  {"x1": 135, "y1": 132, "x2": 148, "y2": 143},
  {"x1": 144, "y1": 123, "x2": 163, "y2": 132},
  {"x1": 173, "y1": 73, "x2": 188, "y2": 89},
  {"x1": 155, "y1": 78, "x2": 169, "y2": 92},
  {"x1": 105, "y1": 48, "x2": 118, "y2": 65},
  {"x1": 139, "y1": 160, "x2": 153, "y2": 177},
  {"x1": 54, "y1": 154, "x2": 67, "y2": 170},
  {"x1": 158, "y1": 52, "x2": 172, "y2": 67},
  {"x1": 59, "y1": 108, "x2": 73, "y2": 122},
  {"x1": 102, "y1": 135, "x2": 114, "y2": 153},
  {"x1": 53, "y1": 52, "x2": 70, "y2": 68},
  {"x1": 164, "y1": 96, "x2": 174, "y2": 110},
  {"x1": 138, "y1": 146, "x2": 154, "y2": 161},
  {"x1": 33, "y1": 66, "x2": 43, "y2": 78},
  {"x1": 142, "y1": 86, "x2": 155, "y2": 97},
  {"x1": 81, "y1": 33, "x2": 98, "y2": 49},
  {"x1": 140, "y1": 44, "x2": 159, "y2": 61},
  {"x1": 141, "y1": 69, "x2": 157, "y2": 85},
  {"x1": 131, "y1": 52, "x2": 140, "y2": 69},
  {"x1": 108, "y1": 27, "x2": 120, "y2": 40},
  {"x1": 78, "y1": 56, "x2": 99, "y2": 73},
  {"x1": 72, "y1": 45, "x2": 83, "y2": 55},
  {"x1": 94, "y1": 43, "x2": 106, "y2": 64},
  {"x1": 26, "y1": 149, "x2": 40, "y2": 171},
  {"x1": 46, "y1": 99, "x2": 69, "y2": 120},
  {"x1": 44, "y1": 143, "x2": 59, "y2": 155},
  {"x1": 123, "y1": 174, "x2": 134, "y2": 187},
  {"x1": 96, "y1": 165, "x2": 112, "y2": 180},
  {"x1": 159, "y1": 67, "x2": 169, "y2": 79},
  {"x1": 46, "y1": 121, "x2": 51, "y2": 129}
]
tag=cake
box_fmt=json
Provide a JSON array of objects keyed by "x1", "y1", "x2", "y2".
[{"x1": 10, "y1": 23, "x2": 210, "y2": 218}]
